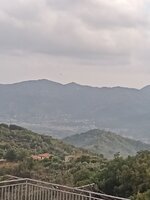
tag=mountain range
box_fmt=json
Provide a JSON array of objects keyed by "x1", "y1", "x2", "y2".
[
  {"x1": 64, "y1": 129, "x2": 150, "y2": 158},
  {"x1": 0, "y1": 79, "x2": 150, "y2": 141}
]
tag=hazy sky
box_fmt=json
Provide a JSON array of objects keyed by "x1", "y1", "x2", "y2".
[{"x1": 0, "y1": 0, "x2": 150, "y2": 88}]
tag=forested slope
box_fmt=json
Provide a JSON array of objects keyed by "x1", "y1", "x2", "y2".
[
  {"x1": 1, "y1": 124, "x2": 150, "y2": 199},
  {"x1": 64, "y1": 129, "x2": 150, "y2": 158}
]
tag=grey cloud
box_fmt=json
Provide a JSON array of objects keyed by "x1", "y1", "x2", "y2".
[
  {"x1": 79, "y1": 1, "x2": 148, "y2": 29},
  {"x1": 0, "y1": 0, "x2": 147, "y2": 59},
  {"x1": 0, "y1": 0, "x2": 149, "y2": 87}
]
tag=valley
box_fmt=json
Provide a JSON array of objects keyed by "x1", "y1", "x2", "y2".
[{"x1": 1, "y1": 80, "x2": 150, "y2": 142}]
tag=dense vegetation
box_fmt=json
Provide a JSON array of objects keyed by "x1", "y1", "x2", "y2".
[
  {"x1": 64, "y1": 129, "x2": 150, "y2": 158},
  {"x1": 0, "y1": 124, "x2": 101, "y2": 185},
  {"x1": 1, "y1": 124, "x2": 150, "y2": 199},
  {"x1": 0, "y1": 123, "x2": 87, "y2": 160},
  {"x1": 95, "y1": 151, "x2": 150, "y2": 199}
]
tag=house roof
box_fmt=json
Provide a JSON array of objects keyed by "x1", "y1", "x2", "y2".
[{"x1": 31, "y1": 153, "x2": 52, "y2": 160}]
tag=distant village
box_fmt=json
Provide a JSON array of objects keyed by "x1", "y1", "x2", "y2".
[{"x1": 31, "y1": 152, "x2": 80, "y2": 162}]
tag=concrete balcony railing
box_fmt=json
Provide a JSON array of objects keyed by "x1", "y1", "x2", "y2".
[{"x1": 0, "y1": 177, "x2": 130, "y2": 200}]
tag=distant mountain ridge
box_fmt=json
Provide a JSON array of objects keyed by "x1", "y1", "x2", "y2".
[
  {"x1": 0, "y1": 79, "x2": 150, "y2": 141},
  {"x1": 64, "y1": 129, "x2": 150, "y2": 158}
]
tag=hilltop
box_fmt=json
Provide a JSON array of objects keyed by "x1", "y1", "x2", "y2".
[
  {"x1": 64, "y1": 129, "x2": 150, "y2": 158},
  {"x1": 1, "y1": 80, "x2": 150, "y2": 141}
]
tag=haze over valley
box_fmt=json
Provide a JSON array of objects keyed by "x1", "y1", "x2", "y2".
[{"x1": 0, "y1": 79, "x2": 150, "y2": 142}]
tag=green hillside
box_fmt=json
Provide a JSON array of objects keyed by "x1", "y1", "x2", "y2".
[
  {"x1": 0, "y1": 123, "x2": 88, "y2": 160},
  {"x1": 64, "y1": 129, "x2": 150, "y2": 158},
  {"x1": 0, "y1": 124, "x2": 103, "y2": 186},
  {"x1": 1, "y1": 124, "x2": 150, "y2": 199}
]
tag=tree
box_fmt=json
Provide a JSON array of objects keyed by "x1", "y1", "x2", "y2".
[{"x1": 4, "y1": 149, "x2": 17, "y2": 161}]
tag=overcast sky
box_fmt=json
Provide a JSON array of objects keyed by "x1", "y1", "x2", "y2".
[{"x1": 0, "y1": 0, "x2": 150, "y2": 88}]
